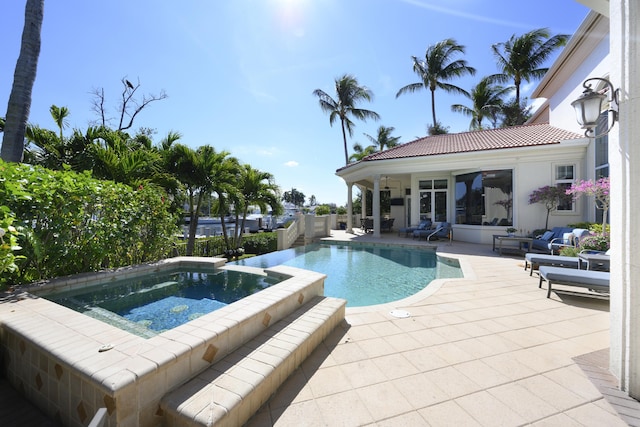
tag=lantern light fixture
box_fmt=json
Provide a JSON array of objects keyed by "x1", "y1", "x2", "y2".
[{"x1": 571, "y1": 77, "x2": 620, "y2": 137}]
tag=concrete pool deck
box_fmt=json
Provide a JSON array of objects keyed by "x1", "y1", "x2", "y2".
[{"x1": 246, "y1": 229, "x2": 639, "y2": 426}]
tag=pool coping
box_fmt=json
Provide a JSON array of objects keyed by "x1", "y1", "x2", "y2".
[{"x1": 0, "y1": 257, "x2": 329, "y2": 426}]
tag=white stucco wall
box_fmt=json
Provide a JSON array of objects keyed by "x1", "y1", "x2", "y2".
[{"x1": 546, "y1": 35, "x2": 610, "y2": 133}]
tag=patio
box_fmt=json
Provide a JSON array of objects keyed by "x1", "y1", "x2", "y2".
[{"x1": 247, "y1": 229, "x2": 639, "y2": 426}]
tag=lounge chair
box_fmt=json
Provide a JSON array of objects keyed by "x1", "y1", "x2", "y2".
[
  {"x1": 414, "y1": 222, "x2": 451, "y2": 241},
  {"x1": 524, "y1": 253, "x2": 580, "y2": 276},
  {"x1": 398, "y1": 220, "x2": 432, "y2": 237},
  {"x1": 538, "y1": 265, "x2": 610, "y2": 298}
]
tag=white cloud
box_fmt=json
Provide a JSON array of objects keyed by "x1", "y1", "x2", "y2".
[{"x1": 284, "y1": 160, "x2": 299, "y2": 167}]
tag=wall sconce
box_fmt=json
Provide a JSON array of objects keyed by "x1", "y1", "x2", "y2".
[{"x1": 571, "y1": 77, "x2": 620, "y2": 137}]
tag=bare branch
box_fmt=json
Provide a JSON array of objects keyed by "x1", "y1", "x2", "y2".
[{"x1": 89, "y1": 87, "x2": 107, "y2": 127}]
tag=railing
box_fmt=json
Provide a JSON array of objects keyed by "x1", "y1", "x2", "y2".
[{"x1": 276, "y1": 214, "x2": 331, "y2": 250}]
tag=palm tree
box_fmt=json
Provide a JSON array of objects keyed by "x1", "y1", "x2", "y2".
[
  {"x1": 451, "y1": 77, "x2": 512, "y2": 130},
  {"x1": 364, "y1": 125, "x2": 401, "y2": 151},
  {"x1": 490, "y1": 28, "x2": 568, "y2": 105},
  {"x1": 348, "y1": 142, "x2": 377, "y2": 163},
  {"x1": 349, "y1": 125, "x2": 401, "y2": 162},
  {"x1": 232, "y1": 165, "x2": 282, "y2": 248},
  {"x1": 1, "y1": 0, "x2": 44, "y2": 162},
  {"x1": 313, "y1": 74, "x2": 380, "y2": 165},
  {"x1": 396, "y1": 38, "x2": 476, "y2": 129},
  {"x1": 163, "y1": 144, "x2": 236, "y2": 255}
]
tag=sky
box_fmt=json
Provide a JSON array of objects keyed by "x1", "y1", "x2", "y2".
[{"x1": 1, "y1": 0, "x2": 590, "y2": 206}]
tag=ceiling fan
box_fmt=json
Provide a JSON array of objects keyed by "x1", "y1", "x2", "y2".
[{"x1": 383, "y1": 176, "x2": 399, "y2": 190}]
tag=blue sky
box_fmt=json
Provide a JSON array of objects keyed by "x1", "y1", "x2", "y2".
[{"x1": 1, "y1": 0, "x2": 590, "y2": 205}]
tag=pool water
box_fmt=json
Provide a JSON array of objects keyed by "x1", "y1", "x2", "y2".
[
  {"x1": 48, "y1": 269, "x2": 281, "y2": 336},
  {"x1": 231, "y1": 243, "x2": 462, "y2": 307}
]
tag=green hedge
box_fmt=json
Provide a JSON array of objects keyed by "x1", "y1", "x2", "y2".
[{"x1": 0, "y1": 160, "x2": 179, "y2": 285}]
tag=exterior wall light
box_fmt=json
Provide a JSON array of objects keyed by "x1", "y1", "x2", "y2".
[{"x1": 571, "y1": 77, "x2": 620, "y2": 137}]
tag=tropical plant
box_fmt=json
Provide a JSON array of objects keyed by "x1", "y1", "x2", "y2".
[
  {"x1": 350, "y1": 125, "x2": 401, "y2": 163},
  {"x1": 349, "y1": 142, "x2": 376, "y2": 162},
  {"x1": 566, "y1": 177, "x2": 610, "y2": 230},
  {"x1": 396, "y1": 38, "x2": 476, "y2": 129},
  {"x1": 163, "y1": 144, "x2": 237, "y2": 255},
  {"x1": 313, "y1": 74, "x2": 380, "y2": 165},
  {"x1": 364, "y1": 125, "x2": 401, "y2": 152},
  {"x1": 528, "y1": 185, "x2": 571, "y2": 230},
  {"x1": 1, "y1": 0, "x2": 44, "y2": 162},
  {"x1": 490, "y1": 28, "x2": 568, "y2": 105},
  {"x1": 498, "y1": 98, "x2": 534, "y2": 127},
  {"x1": 451, "y1": 77, "x2": 512, "y2": 129},
  {"x1": 230, "y1": 165, "x2": 282, "y2": 249},
  {"x1": 0, "y1": 208, "x2": 24, "y2": 288},
  {"x1": 282, "y1": 188, "x2": 306, "y2": 207}
]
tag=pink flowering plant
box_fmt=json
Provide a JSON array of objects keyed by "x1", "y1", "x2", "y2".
[{"x1": 566, "y1": 177, "x2": 610, "y2": 230}]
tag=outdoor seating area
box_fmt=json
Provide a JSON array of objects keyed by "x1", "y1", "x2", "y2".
[
  {"x1": 523, "y1": 245, "x2": 611, "y2": 298},
  {"x1": 360, "y1": 217, "x2": 395, "y2": 233},
  {"x1": 530, "y1": 227, "x2": 591, "y2": 254}
]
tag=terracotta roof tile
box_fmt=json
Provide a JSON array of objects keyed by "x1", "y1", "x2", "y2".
[{"x1": 353, "y1": 123, "x2": 583, "y2": 163}]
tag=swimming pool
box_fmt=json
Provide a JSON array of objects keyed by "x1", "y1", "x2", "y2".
[
  {"x1": 231, "y1": 243, "x2": 462, "y2": 307},
  {"x1": 48, "y1": 268, "x2": 281, "y2": 336}
]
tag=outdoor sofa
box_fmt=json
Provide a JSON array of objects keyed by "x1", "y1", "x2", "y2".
[
  {"x1": 531, "y1": 227, "x2": 591, "y2": 254},
  {"x1": 398, "y1": 219, "x2": 432, "y2": 237}
]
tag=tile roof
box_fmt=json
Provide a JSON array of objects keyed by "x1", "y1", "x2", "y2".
[{"x1": 344, "y1": 123, "x2": 583, "y2": 167}]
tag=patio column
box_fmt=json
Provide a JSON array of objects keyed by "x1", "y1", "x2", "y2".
[
  {"x1": 361, "y1": 185, "x2": 367, "y2": 221},
  {"x1": 372, "y1": 175, "x2": 381, "y2": 237},
  {"x1": 346, "y1": 182, "x2": 353, "y2": 233},
  {"x1": 609, "y1": 0, "x2": 640, "y2": 398}
]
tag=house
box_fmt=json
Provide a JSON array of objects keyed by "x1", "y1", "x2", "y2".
[
  {"x1": 338, "y1": 1, "x2": 640, "y2": 401},
  {"x1": 336, "y1": 12, "x2": 609, "y2": 244}
]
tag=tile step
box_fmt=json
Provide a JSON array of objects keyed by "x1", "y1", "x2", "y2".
[{"x1": 160, "y1": 295, "x2": 346, "y2": 427}]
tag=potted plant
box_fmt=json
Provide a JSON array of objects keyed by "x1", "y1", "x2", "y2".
[{"x1": 506, "y1": 227, "x2": 517, "y2": 236}]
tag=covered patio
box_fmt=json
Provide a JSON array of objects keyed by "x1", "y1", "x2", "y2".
[{"x1": 248, "y1": 230, "x2": 639, "y2": 426}]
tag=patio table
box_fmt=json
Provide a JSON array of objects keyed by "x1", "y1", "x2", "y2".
[{"x1": 494, "y1": 235, "x2": 533, "y2": 256}]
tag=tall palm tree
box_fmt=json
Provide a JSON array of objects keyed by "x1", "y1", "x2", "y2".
[
  {"x1": 396, "y1": 38, "x2": 476, "y2": 129},
  {"x1": 451, "y1": 77, "x2": 512, "y2": 130},
  {"x1": 490, "y1": 28, "x2": 568, "y2": 105},
  {"x1": 313, "y1": 74, "x2": 380, "y2": 165},
  {"x1": 1, "y1": 0, "x2": 44, "y2": 163}
]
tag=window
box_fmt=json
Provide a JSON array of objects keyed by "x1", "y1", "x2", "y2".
[
  {"x1": 455, "y1": 170, "x2": 513, "y2": 225},
  {"x1": 555, "y1": 164, "x2": 575, "y2": 211},
  {"x1": 419, "y1": 179, "x2": 448, "y2": 222}
]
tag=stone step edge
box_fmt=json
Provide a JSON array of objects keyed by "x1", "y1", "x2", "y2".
[{"x1": 160, "y1": 295, "x2": 346, "y2": 427}]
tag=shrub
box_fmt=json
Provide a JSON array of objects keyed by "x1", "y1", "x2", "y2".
[
  {"x1": 315, "y1": 205, "x2": 331, "y2": 216},
  {"x1": 242, "y1": 233, "x2": 277, "y2": 255},
  {"x1": 0, "y1": 160, "x2": 179, "y2": 283}
]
